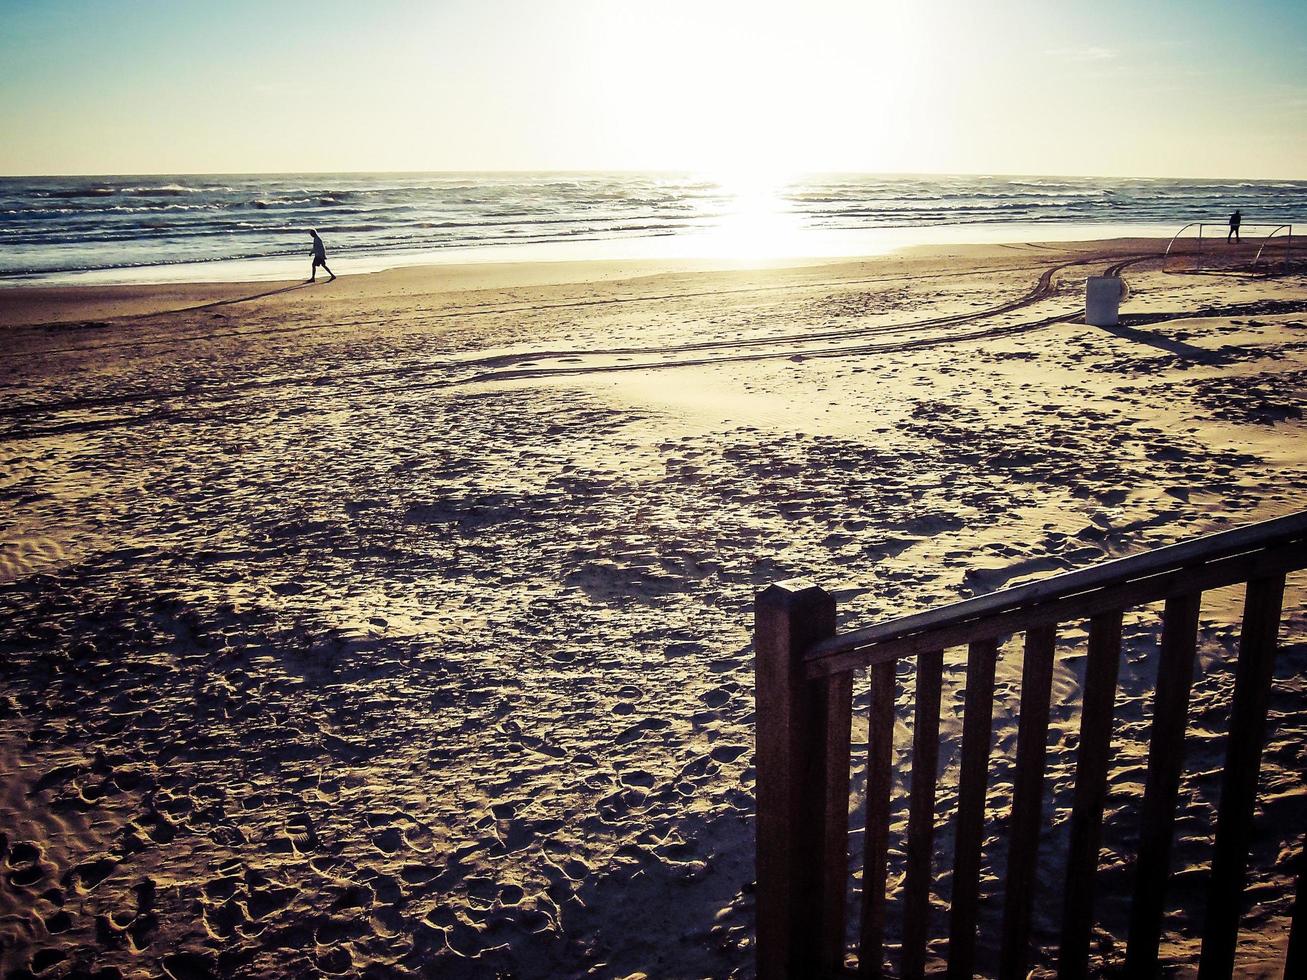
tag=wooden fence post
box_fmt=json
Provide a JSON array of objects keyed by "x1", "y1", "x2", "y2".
[
  {"x1": 755, "y1": 580, "x2": 850, "y2": 979},
  {"x1": 1058, "y1": 610, "x2": 1124, "y2": 980},
  {"x1": 859, "y1": 657, "x2": 898, "y2": 979},
  {"x1": 999, "y1": 624, "x2": 1059, "y2": 980},
  {"x1": 1198, "y1": 574, "x2": 1286, "y2": 977},
  {"x1": 901, "y1": 649, "x2": 945, "y2": 980},
  {"x1": 947, "y1": 637, "x2": 1001, "y2": 980},
  {"x1": 1126, "y1": 592, "x2": 1202, "y2": 973}
]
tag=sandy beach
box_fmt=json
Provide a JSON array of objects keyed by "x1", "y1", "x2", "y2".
[{"x1": 1, "y1": 239, "x2": 1304, "y2": 978}]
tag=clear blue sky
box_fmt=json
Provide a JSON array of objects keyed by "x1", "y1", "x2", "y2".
[{"x1": 1, "y1": 0, "x2": 1304, "y2": 177}]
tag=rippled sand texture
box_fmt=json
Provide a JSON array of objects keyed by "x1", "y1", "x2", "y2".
[{"x1": 1, "y1": 242, "x2": 1305, "y2": 978}]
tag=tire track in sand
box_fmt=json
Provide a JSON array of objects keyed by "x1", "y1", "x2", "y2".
[
  {"x1": 0, "y1": 255, "x2": 1103, "y2": 425},
  {"x1": 0, "y1": 254, "x2": 1167, "y2": 440}
]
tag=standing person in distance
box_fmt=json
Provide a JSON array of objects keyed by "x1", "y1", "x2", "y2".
[{"x1": 308, "y1": 229, "x2": 336, "y2": 282}]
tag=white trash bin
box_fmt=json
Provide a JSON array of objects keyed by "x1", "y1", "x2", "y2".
[{"x1": 1086, "y1": 276, "x2": 1126, "y2": 326}]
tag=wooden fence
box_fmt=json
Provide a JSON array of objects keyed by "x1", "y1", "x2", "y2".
[{"x1": 754, "y1": 510, "x2": 1307, "y2": 978}]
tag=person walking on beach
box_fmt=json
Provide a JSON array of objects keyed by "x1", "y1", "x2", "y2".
[
  {"x1": 1228, "y1": 209, "x2": 1242, "y2": 244},
  {"x1": 308, "y1": 229, "x2": 335, "y2": 282}
]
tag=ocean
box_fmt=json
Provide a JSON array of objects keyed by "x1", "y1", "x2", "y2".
[{"x1": 1, "y1": 172, "x2": 1304, "y2": 284}]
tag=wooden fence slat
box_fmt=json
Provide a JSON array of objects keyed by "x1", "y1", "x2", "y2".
[
  {"x1": 946, "y1": 638, "x2": 1000, "y2": 980},
  {"x1": 858, "y1": 659, "x2": 898, "y2": 979},
  {"x1": 1198, "y1": 574, "x2": 1287, "y2": 978},
  {"x1": 823, "y1": 670, "x2": 855, "y2": 972},
  {"x1": 755, "y1": 581, "x2": 849, "y2": 979},
  {"x1": 1057, "y1": 610, "x2": 1124, "y2": 980},
  {"x1": 1125, "y1": 592, "x2": 1203, "y2": 973},
  {"x1": 998, "y1": 624, "x2": 1059, "y2": 980},
  {"x1": 900, "y1": 649, "x2": 945, "y2": 980}
]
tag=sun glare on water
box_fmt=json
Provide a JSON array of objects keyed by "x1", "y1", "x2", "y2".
[{"x1": 700, "y1": 170, "x2": 805, "y2": 259}]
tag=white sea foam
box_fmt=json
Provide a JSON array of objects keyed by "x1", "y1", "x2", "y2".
[{"x1": 1, "y1": 172, "x2": 1303, "y2": 284}]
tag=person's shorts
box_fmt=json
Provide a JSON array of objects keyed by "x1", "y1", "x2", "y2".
[{"x1": 313, "y1": 256, "x2": 327, "y2": 267}]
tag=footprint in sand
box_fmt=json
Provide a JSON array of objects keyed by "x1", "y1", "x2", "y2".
[
  {"x1": 371, "y1": 905, "x2": 405, "y2": 939},
  {"x1": 208, "y1": 824, "x2": 247, "y2": 846},
  {"x1": 65, "y1": 855, "x2": 118, "y2": 894},
  {"x1": 701, "y1": 687, "x2": 731, "y2": 708},
  {"x1": 465, "y1": 876, "x2": 499, "y2": 909},
  {"x1": 328, "y1": 882, "x2": 374, "y2": 913},
  {"x1": 549, "y1": 855, "x2": 589, "y2": 882},
  {"x1": 71, "y1": 777, "x2": 108, "y2": 806},
  {"x1": 317, "y1": 947, "x2": 354, "y2": 976},
  {"x1": 247, "y1": 884, "x2": 297, "y2": 919},
  {"x1": 202, "y1": 896, "x2": 246, "y2": 940},
  {"x1": 132, "y1": 807, "x2": 176, "y2": 844},
  {"x1": 162, "y1": 951, "x2": 218, "y2": 980},
  {"x1": 618, "y1": 769, "x2": 656, "y2": 789},
  {"x1": 492, "y1": 800, "x2": 528, "y2": 822},
  {"x1": 359, "y1": 869, "x2": 403, "y2": 904},
  {"x1": 28, "y1": 948, "x2": 66, "y2": 975},
  {"x1": 39, "y1": 908, "x2": 74, "y2": 935},
  {"x1": 366, "y1": 811, "x2": 433, "y2": 854},
  {"x1": 597, "y1": 787, "x2": 648, "y2": 821},
  {"x1": 128, "y1": 878, "x2": 159, "y2": 947},
  {"x1": 92, "y1": 876, "x2": 155, "y2": 949},
  {"x1": 202, "y1": 863, "x2": 243, "y2": 901},
  {"x1": 315, "y1": 916, "x2": 365, "y2": 945},
  {"x1": 665, "y1": 640, "x2": 704, "y2": 659},
  {"x1": 371, "y1": 826, "x2": 404, "y2": 854},
  {"x1": 709, "y1": 744, "x2": 749, "y2": 764},
  {"x1": 282, "y1": 813, "x2": 318, "y2": 854},
  {"x1": 31, "y1": 762, "x2": 84, "y2": 794},
  {"x1": 399, "y1": 863, "x2": 439, "y2": 888},
  {"x1": 613, "y1": 717, "x2": 671, "y2": 745},
  {"x1": 6, "y1": 841, "x2": 55, "y2": 890},
  {"x1": 95, "y1": 913, "x2": 128, "y2": 949},
  {"x1": 308, "y1": 855, "x2": 346, "y2": 879},
  {"x1": 679, "y1": 755, "x2": 714, "y2": 780},
  {"x1": 156, "y1": 790, "x2": 194, "y2": 821},
  {"x1": 513, "y1": 728, "x2": 568, "y2": 759}
]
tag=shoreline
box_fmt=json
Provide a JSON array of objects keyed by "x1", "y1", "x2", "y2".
[
  {"x1": 0, "y1": 234, "x2": 1234, "y2": 330},
  {"x1": 0, "y1": 220, "x2": 1203, "y2": 291}
]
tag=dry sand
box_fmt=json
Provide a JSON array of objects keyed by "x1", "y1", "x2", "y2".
[{"x1": 1, "y1": 240, "x2": 1304, "y2": 978}]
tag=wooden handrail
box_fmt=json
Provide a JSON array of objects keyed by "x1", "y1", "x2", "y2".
[
  {"x1": 755, "y1": 508, "x2": 1307, "y2": 979},
  {"x1": 805, "y1": 510, "x2": 1307, "y2": 675}
]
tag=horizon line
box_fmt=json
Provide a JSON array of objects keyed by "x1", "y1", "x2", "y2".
[{"x1": 2, "y1": 168, "x2": 1306, "y2": 183}]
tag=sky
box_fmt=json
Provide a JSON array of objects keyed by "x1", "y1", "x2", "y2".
[{"x1": 1, "y1": 0, "x2": 1305, "y2": 178}]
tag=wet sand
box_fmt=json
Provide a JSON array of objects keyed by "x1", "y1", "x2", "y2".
[{"x1": 1, "y1": 240, "x2": 1304, "y2": 978}]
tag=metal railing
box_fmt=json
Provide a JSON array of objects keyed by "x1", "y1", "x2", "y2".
[
  {"x1": 1163, "y1": 221, "x2": 1294, "y2": 267},
  {"x1": 1254, "y1": 224, "x2": 1295, "y2": 266},
  {"x1": 754, "y1": 510, "x2": 1307, "y2": 978}
]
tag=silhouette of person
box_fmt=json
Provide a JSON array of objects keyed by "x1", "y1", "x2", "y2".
[
  {"x1": 308, "y1": 229, "x2": 335, "y2": 282},
  {"x1": 1228, "y1": 209, "x2": 1241, "y2": 244}
]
